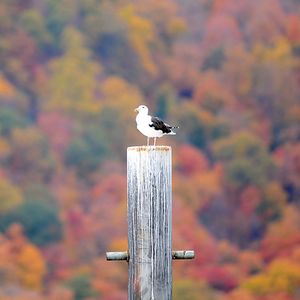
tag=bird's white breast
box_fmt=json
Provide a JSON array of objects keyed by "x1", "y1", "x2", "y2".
[{"x1": 136, "y1": 114, "x2": 164, "y2": 138}]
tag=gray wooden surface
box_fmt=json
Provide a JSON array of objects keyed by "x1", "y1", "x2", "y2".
[{"x1": 127, "y1": 146, "x2": 172, "y2": 300}]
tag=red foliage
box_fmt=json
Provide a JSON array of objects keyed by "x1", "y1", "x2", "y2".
[
  {"x1": 199, "y1": 265, "x2": 239, "y2": 292},
  {"x1": 91, "y1": 173, "x2": 126, "y2": 204},
  {"x1": 239, "y1": 186, "x2": 262, "y2": 216},
  {"x1": 176, "y1": 144, "x2": 209, "y2": 176},
  {"x1": 38, "y1": 112, "x2": 74, "y2": 156},
  {"x1": 260, "y1": 233, "x2": 300, "y2": 262},
  {"x1": 287, "y1": 15, "x2": 300, "y2": 43},
  {"x1": 201, "y1": 14, "x2": 241, "y2": 49}
]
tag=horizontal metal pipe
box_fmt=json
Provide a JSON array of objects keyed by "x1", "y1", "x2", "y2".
[
  {"x1": 106, "y1": 250, "x2": 195, "y2": 261},
  {"x1": 106, "y1": 251, "x2": 129, "y2": 261},
  {"x1": 172, "y1": 250, "x2": 195, "y2": 259}
]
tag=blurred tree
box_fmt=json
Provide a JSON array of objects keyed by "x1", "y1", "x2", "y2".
[
  {"x1": 16, "y1": 243, "x2": 47, "y2": 289},
  {"x1": 173, "y1": 102, "x2": 212, "y2": 149},
  {"x1": 154, "y1": 83, "x2": 177, "y2": 119},
  {"x1": 136, "y1": 0, "x2": 186, "y2": 50},
  {"x1": 44, "y1": 0, "x2": 74, "y2": 51},
  {"x1": 213, "y1": 131, "x2": 273, "y2": 189},
  {"x1": 66, "y1": 273, "x2": 99, "y2": 300},
  {"x1": 0, "y1": 201, "x2": 63, "y2": 246},
  {"x1": 99, "y1": 76, "x2": 144, "y2": 150},
  {"x1": 0, "y1": 107, "x2": 28, "y2": 136},
  {"x1": 44, "y1": 27, "x2": 102, "y2": 117},
  {"x1": 274, "y1": 143, "x2": 300, "y2": 204},
  {"x1": 119, "y1": 4, "x2": 157, "y2": 76},
  {"x1": 222, "y1": 45, "x2": 254, "y2": 99},
  {"x1": 252, "y1": 38, "x2": 299, "y2": 149},
  {"x1": 0, "y1": 73, "x2": 17, "y2": 100},
  {"x1": 243, "y1": 258, "x2": 300, "y2": 297},
  {"x1": 23, "y1": 183, "x2": 58, "y2": 207},
  {"x1": 19, "y1": 9, "x2": 53, "y2": 53},
  {"x1": 79, "y1": 1, "x2": 141, "y2": 81},
  {"x1": 65, "y1": 125, "x2": 109, "y2": 177},
  {"x1": 6, "y1": 223, "x2": 46, "y2": 290},
  {"x1": 256, "y1": 182, "x2": 287, "y2": 224},
  {"x1": 8, "y1": 127, "x2": 55, "y2": 182},
  {"x1": 173, "y1": 279, "x2": 217, "y2": 300},
  {"x1": 0, "y1": 177, "x2": 23, "y2": 214},
  {"x1": 175, "y1": 144, "x2": 209, "y2": 176},
  {"x1": 202, "y1": 47, "x2": 225, "y2": 70},
  {"x1": 193, "y1": 72, "x2": 235, "y2": 114},
  {"x1": 261, "y1": 205, "x2": 300, "y2": 262},
  {"x1": 201, "y1": 14, "x2": 241, "y2": 50},
  {"x1": 0, "y1": 137, "x2": 10, "y2": 161}
]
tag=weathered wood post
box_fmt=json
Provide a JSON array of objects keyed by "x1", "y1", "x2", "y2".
[
  {"x1": 127, "y1": 146, "x2": 172, "y2": 299},
  {"x1": 106, "y1": 146, "x2": 194, "y2": 299}
]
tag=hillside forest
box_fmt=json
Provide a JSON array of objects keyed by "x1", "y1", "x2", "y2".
[{"x1": 0, "y1": 0, "x2": 300, "y2": 299}]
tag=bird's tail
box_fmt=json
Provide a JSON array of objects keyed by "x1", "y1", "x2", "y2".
[{"x1": 168, "y1": 125, "x2": 178, "y2": 135}]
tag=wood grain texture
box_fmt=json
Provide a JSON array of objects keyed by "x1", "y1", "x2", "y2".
[{"x1": 127, "y1": 146, "x2": 172, "y2": 300}]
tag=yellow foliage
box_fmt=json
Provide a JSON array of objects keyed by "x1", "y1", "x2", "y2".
[
  {"x1": 16, "y1": 244, "x2": 46, "y2": 290},
  {"x1": 264, "y1": 182, "x2": 287, "y2": 208},
  {"x1": 222, "y1": 288, "x2": 255, "y2": 300},
  {"x1": 266, "y1": 205, "x2": 300, "y2": 238},
  {"x1": 243, "y1": 258, "x2": 300, "y2": 296},
  {"x1": 101, "y1": 76, "x2": 143, "y2": 119},
  {"x1": 223, "y1": 46, "x2": 254, "y2": 97},
  {"x1": 0, "y1": 137, "x2": 11, "y2": 159},
  {"x1": 0, "y1": 74, "x2": 16, "y2": 98},
  {"x1": 45, "y1": 27, "x2": 102, "y2": 116},
  {"x1": 119, "y1": 5, "x2": 157, "y2": 75},
  {"x1": 167, "y1": 17, "x2": 187, "y2": 36},
  {"x1": 253, "y1": 38, "x2": 296, "y2": 66},
  {"x1": 0, "y1": 177, "x2": 23, "y2": 214}
]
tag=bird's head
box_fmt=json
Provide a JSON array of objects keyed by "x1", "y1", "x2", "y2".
[{"x1": 134, "y1": 105, "x2": 148, "y2": 115}]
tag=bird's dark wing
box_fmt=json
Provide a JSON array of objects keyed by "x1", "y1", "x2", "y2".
[{"x1": 150, "y1": 116, "x2": 172, "y2": 134}]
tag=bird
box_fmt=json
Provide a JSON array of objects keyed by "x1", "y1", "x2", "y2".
[{"x1": 134, "y1": 105, "x2": 178, "y2": 146}]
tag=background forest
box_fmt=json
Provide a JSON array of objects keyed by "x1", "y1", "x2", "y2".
[{"x1": 0, "y1": 0, "x2": 300, "y2": 299}]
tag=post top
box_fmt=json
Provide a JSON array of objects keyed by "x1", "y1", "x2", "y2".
[{"x1": 128, "y1": 146, "x2": 171, "y2": 152}]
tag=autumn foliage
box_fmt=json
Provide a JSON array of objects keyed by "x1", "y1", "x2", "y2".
[{"x1": 0, "y1": 0, "x2": 300, "y2": 299}]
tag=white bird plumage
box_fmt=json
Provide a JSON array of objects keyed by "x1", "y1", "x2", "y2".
[{"x1": 134, "y1": 105, "x2": 178, "y2": 146}]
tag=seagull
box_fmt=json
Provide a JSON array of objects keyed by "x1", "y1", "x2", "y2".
[{"x1": 134, "y1": 105, "x2": 178, "y2": 146}]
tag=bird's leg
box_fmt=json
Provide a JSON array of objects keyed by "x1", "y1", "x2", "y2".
[
  {"x1": 147, "y1": 137, "x2": 149, "y2": 146},
  {"x1": 154, "y1": 137, "x2": 157, "y2": 146}
]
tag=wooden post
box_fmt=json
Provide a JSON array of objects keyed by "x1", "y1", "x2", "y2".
[
  {"x1": 127, "y1": 146, "x2": 172, "y2": 300},
  {"x1": 106, "y1": 145, "x2": 195, "y2": 299}
]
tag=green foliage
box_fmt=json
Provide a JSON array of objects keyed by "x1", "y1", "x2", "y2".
[
  {"x1": 202, "y1": 47, "x2": 225, "y2": 70},
  {"x1": 174, "y1": 103, "x2": 208, "y2": 149},
  {"x1": 173, "y1": 279, "x2": 217, "y2": 300},
  {"x1": 213, "y1": 132, "x2": 273, "y2": 188},
  {"x1": 79, "y1": 1, "x2": 140, "y2": 79},
  {"x1": 154, "y1": 84, "x2": 177, "y2": 119},
  {"x1": 225, "y1": 158, "x2": 268, "y2": 189},
  {"x1": 0, "y1": 107, "x2": 28, "y2": 136},
  {"x1": 45, "y1": 0, "x2": 71, "y2": 46},
  {"x1": 0, "y1": 200, "x2": 63, "y2": 246},
  {"x1": 23, "y1": 183, "x2": 58, "y2": 206},
  {"x1": 65, "y1": 126, "x2": 109, "y2": 176},
  {"x1": 19, "y1": 9, "x2": 53, "y2": 51},
  {"x1": 256, "y1": 183, "x2": 287, "y2": 223},
  {"x1": 66, "y1": 273, "x2": 99, "y2": 300}
]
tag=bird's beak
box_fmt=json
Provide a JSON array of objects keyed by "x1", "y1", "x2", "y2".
[{"x1": 134, "y1": 108, "x2": 139, "y2": 112}]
